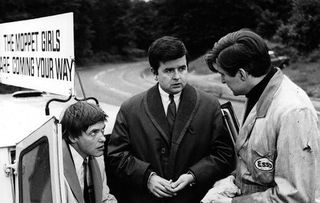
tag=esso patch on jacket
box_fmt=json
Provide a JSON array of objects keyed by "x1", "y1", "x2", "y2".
[{"x1": 254, "y1": 158, "x2": 274, "y2": 171}]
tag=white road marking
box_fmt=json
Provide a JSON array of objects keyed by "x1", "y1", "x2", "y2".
[{"x1": 94, "y1": 70, "x2": 133, "y2": 97}]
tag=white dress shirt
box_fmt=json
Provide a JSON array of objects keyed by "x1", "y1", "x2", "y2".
[
  {"x1": 158, "y1": 85, "x2": 181, "y2": 115},
  {"x1": 69, "y1": 145, "x2": 86, "y2": 192},
  {"x1": 65, "y1": 145, "x2": 117, "y2": 202}
]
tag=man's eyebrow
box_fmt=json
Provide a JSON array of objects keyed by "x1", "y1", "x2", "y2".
[
  {"x1": 165, "y1": 65, "x2": 186, "y2": 69},
  {"x1": 88, "y1": 124, "x2": 106, "y2": 132}
]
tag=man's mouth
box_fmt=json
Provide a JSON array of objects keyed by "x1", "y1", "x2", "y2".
[
  {"x1": 171, "y1": 83, "x2": 181, "y2": 87},
  {"x1": 97, "y1": 145, "x2": 105, "y2": 150}
]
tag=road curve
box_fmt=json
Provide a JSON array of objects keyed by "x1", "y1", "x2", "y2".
[
  {"x1": 76, "y1": 61, "x2": 245, "y2": 119},
  {"x1": 75, "y1": 61, "x2": 156, "y2": 106}
]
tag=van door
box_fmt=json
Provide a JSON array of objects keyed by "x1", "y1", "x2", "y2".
[{"x1": 15, "y1": 117, "x2": 65, "y2": 203}]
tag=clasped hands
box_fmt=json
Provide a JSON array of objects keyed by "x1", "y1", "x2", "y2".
[
  {"x1": 147, "y1": 173, "x2": 194, "y2": 198},
  {"x1": 201, "y1": 175, "x2": 241, "y2": 203}
]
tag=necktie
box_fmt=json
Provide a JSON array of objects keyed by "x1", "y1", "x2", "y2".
[
  {"x1": 83, "y1": 157, "x2": 95, "y2": 203},
  {"x1": 167, "y1": 94, "x2": 176, "y2": 136}
]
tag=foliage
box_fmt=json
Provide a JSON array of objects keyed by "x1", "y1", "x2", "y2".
[
  {"x1": 0, "y1": 0, "x2": 318, "y2": 64},
  {"x1": 121, "y1": 0, "x2": 157, "y2": 51},
  {"x1": 91, "y1": 0, "x2": 132, "y2": 55},
  {"x1": 252, "y1": 0, "x2": 292, "y2": 39},
  {"x1": 276, "y1": 0, "x2": 320, "y2": 53}
]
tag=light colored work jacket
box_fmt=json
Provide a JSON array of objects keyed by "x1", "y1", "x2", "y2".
[{"x1": 233, "y1": 70, "x2": 320, "y2": 203}]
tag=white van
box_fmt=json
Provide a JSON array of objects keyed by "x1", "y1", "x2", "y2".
[{"x1": 0, "y1": 91, "x2": 119, "y2": 202}]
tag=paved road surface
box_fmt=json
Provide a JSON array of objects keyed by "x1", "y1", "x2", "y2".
[
  {"x1": 76, "y1": 60, "x2": 320, "y2": 120},
  {"x1": 75, "y1": 61, "x2": 245, "y2": 120}
]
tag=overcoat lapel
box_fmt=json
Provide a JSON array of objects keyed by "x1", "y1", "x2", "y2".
[
  {"x1": 172, "y1": 84, "x2": 198, "y2": 145},
  {"x1": 145, "y1": 84, "x2": 171, "y2": 145},
  {"x1": 168, "y1": 84, "x2": 199, "y2": 176},
  {"x1": 236, "y1": 69, "x2": 283, "y2": 152},
  {"x1": 62, "y1": 140, "x2": 85, "y2": 203},
  {"x1": 90, "y1": 157, "x2": 103, "y2": 203},
  {"x1": 145, "y1": 84, "x2": 199, "y2": 147}
]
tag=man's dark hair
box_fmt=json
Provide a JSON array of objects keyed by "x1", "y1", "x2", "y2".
[
  {"x1": 148, "y1": 36, "x2": 188, "y2": 74},
  {"x1": 60, "y1": 101, "x2": 108, "y2": 142},
  {"x1": 205, "y1": 29, "x2": 271, "y2": 77}
]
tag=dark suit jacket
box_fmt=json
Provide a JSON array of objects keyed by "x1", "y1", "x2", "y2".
[
  {"x1": 62, "y1": 140, "x2": 103, "y2": 203},
  {"x1": 107, "y1": 84, "x2": 235, "y2": 203}
]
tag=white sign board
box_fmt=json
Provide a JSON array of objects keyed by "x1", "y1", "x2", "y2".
[{"x1": 0, "y1": 13, "x2": 75, "y2": 96}]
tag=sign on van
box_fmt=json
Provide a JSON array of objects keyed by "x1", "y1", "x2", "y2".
[{"x1": 0, "y1": 13, "x2": 75, "y2": 96}]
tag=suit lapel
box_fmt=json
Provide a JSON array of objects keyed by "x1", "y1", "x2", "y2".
[
  {"x1": 172, "y1": 84, "x2": 198, "y2": 145},
  {"x1": 90, "y1": 157, "x2": 102, "y2": 203},
  {"x1": 145, "y1": 84, "x2": 171, "y2": 145},
  {"x1": 62, "y1": 140, "x2": 85, "y2": 203}
]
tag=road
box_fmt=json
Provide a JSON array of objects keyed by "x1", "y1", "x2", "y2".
[
  {"x1": 75, "y1": 61, "x2": 246, "y2": 120},
  {"x1": 75, "y1": 61, "x2": 153, "y2": 105}
]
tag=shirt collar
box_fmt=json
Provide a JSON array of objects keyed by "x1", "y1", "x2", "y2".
[
  {"x1": 69, "y1": 144, "x2": 87, "y2": 170},
  {"x1": 158, "y1": 84, "x2": 181, "y2": 103}
]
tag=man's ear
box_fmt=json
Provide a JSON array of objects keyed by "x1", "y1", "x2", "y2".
[
  {"x1": 238, "y1": 68, "x2": 248, "y2": 81},
  {"x1": 151, "y1": 67, "x2": 158, "y2": 75},
  {"x1": 68, "y1": 134, "x2": 78, "y2": 144},
  {"x1": 151, "y1": 68, "x2": 158, "y2": 81}
]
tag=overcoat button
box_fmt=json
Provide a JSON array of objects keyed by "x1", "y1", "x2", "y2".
[{"x1": 161, "y1": 147, "x2": 166, "y2": 154}]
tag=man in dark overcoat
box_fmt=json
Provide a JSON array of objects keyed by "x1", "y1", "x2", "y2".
[{"x1": 107, "y1": 36, "x2": 235, "y2": 203}]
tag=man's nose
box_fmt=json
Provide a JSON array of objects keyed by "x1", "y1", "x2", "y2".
[
  {"x1": 99, "y1": 133, "x2": 106, "y2": 142},
  {"x1": 172, "y1": 69, "x2": 180, "y2": 79}
]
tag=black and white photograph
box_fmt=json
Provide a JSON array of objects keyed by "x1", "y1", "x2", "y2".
[{"x1": 0, "y1": 0, "x2": 319, "y2": 202}]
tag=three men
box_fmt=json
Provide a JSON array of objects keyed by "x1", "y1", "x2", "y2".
[
  {"x1": 107, "y1": 36, "x2": 235, "y2": 202},
  {"x1": 202, "y1": 29, "x2": 320, "y2": 203},
  {"x1": 60, "y1": 101, "x2": 117, "y2": 203}
]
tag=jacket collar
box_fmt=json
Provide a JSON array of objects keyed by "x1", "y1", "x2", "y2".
[
  {"x1": 255, "y1": 68, "x2": 283, "y2": 119},
  {"x1": 62, "y1": 140, "x2": 85, "y2": 203},
  {"x1": 63, "y1": 140, "x2": 103, "y2": 203},
  {"x1": 236, "y1": 69, "x2": 283, "y2": 152}
]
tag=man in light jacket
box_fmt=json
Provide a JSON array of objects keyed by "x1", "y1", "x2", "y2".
[{"x1": 201, "y1": 29, "x2": 320, "y2": 203}]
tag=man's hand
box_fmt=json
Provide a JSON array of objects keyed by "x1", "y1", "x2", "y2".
[
  {"x1": 201, "y1": 175, "x2": 240, "y2": 203},
  {"x1": 147, "y1": 173, "x2": 176, "y2": 198},
  {"x1": 212, "y1": 175, "x2": 241, "y2": 197},
  {"x1": 170, "y1": 173, "x2": 194, "y2": 192},
  {"x1": 104, "y1": 193, "x2": 118, "y2": 203},
  {"x1": 201, "y1": 192, "x2": 232, "y2": 203}
]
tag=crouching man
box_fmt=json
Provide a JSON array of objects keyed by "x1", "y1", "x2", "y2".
[{"x1": 60, "y1": 101, "x2": 117, "y2": 203}]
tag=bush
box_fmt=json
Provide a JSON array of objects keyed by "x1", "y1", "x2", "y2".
[
  {"x1": 306, "y1": 48, "x2": 320, "y2": 62},
  {"x1": 122, "y1": 47, "x2": 146, "y2": 58}
]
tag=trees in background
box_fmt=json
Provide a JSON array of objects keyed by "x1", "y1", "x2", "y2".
[
  {"x1": 276, "y1": 0, "x2": 320, "y2": 54},
  {"x1": 0, "y1": 0, "x2": 319, "y2": 65}
]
